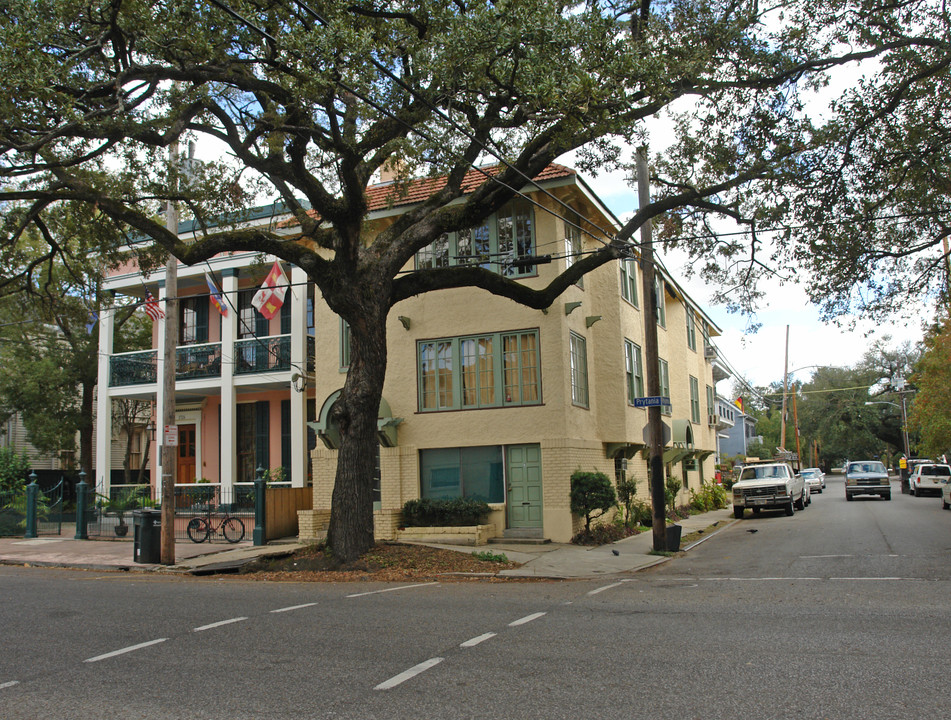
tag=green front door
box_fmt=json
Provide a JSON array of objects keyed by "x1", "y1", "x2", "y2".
[{"x1": 506, "y1": 444, "x2": 543, "y2": 528}]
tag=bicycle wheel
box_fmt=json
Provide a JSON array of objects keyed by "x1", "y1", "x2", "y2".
[
  {"x1": 222, "y1": 516, "x2": 245, "y2": 543},
  {"x1": 187, "y1": 517, "x2": 210, "y2": 543}
]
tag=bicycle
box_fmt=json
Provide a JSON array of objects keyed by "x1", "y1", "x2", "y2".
[{"x1": 186, "y1": 506, "x2": 245, "y2": 544}]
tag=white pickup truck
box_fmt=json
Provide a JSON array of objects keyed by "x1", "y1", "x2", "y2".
[{"x1": 731, "y1": 462, "x2": 806, "y2": 519}]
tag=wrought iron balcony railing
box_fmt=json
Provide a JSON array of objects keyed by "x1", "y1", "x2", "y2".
[
  {"x1": 110, "y1": 350, "x2": 157, "y2": 386},
  {"x1": 234, "y1": 335, "x2": 291, "y2": 375}
]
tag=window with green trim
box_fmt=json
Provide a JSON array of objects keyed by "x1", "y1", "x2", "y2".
[
  {"x1": 420, "y1": 446, "x2": 504, "y2": 503},
  {"x1": 706, "y1": 384, "x2": 714, "y2": 420},
  {"x1": 418, "y1": 330, "x2": 540, "y2": 411},
  {"x1": 415, "y1": 200, "x2": 536, "y2": 276},
  {"x1": 565, "y1": 209, "x2": 583, "y2": 287},
  {"x1": 658, "y1": 357, "x2": 671, "y2": 415},
  {"x1": 655, "y1": 276, "x2": 667, "y2": 327},
  {"x1": 339, "y1": 319, "x2": 351, "y2": 371},
  {"x1": 569, "y1": 332, "x2": 589, "y2": 408},
  {"x1": 686, "y1": 308, "x2": 697, "y2": 351},
  {"x1": 620, "y1": 259, "x2": 638, "y2": 307},
  {"x1": 624, "y1": 339, "x2": 644, "y2": 404},
  {"x1": 689, "y1": 376, "x2": 701, "y2": 423}
]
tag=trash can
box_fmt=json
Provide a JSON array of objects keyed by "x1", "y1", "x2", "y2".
[
  {"x1": 133, "y1": 508, "x2": 162, "y2": 563},
  {"x1": 665, "y1": 524, "x2": 682, "y2": 552}
]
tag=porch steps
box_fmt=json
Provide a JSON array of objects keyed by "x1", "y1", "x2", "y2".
[{"x1": 489, "y1": 530, "x2": 551, "y2": 545}]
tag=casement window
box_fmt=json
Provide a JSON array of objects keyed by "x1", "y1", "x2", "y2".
[
  {"x1": 686, "y1": 308, "x2": 697, "y2": 351},
  {"x1": 624, "y1": 339, "x2": 644, "y2": 404},
  {"x1": 620, "y1": 258, "x2": 638, "y2": 307},
  {"x1": 658, "y1": 358, "x2": 671, "y2": 415},
  {"x1": 690, "y1": 376, "x2": 701, "y2": 423},
  {"x1": 564, "y1": 209, "x2": 583, "y2": 287},
  {"x1": 180, "y1": 296, "x2": 208, "y2": 345},
  {"x1": 340, "y1": 319, "x2": 351, "y2": 371},
  {"x1": 569, "y1": 332, "x2": 589, "y2": 408},
  {"x1": 419, "y1": 445, "x2": 505, "y2": 503},
  {"x1": 415, "y1": 200, "x2": 536, "y2": 276},
  {"x1": 706, "y1": 384, "x2": 714, "y2": 420},
  {"x1": 655, "y1": 276, "x2": 667, "y2": 327},
  {"x1": 418, "y1": 330, "x2": 540, "y2": 411}
]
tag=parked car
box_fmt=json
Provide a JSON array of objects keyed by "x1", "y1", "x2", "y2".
[
  {"x1": 731, "y1": 462, "x2": 806, "y2": 518},
  {"x1": 800, "y1": 467, "x2": 825, "y2": 493},
  {"x1": 942, "y1": 481, "x2": 951, "y2": 510},
  {"x1": 845, "y1": 460, "x2": 891, "y2": 501},
  {"x1": 909, "y1": 464, "x2": 951, "y2": 497}
]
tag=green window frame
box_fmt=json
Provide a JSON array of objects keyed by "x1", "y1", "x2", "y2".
[
  {"x1": 569, "y1": 331, "x2": 589, "y2": 408},
  {"x1": 655, "y1": 276, "x2": 667, "y2": 328},
  {"x1": 620, "y1": 258, "x2": 638, "y2": 307},
  {"x1": 415, "y1": 200, "x2": 536, "y2": 277},
  {"x1": 706, "y1": 384, "x2": 714, "y2": 421},
  {"x1": 565, "y1": 209, "x2": 584, "y2": 287},
  {"x1": 419, "y1": 446, "x2": 505, "y2": 503},
  {"x1": 339, "y1": 319, "x2": 351, "y2": 371},
  {"x1": 689, "y1": 376, "x2": 701, "y2": 424},
  {"x1": 658, "y1": 357, "x2": 671, "y2": 415},
  {"x1": 686, "y1": 307, "x2": 697, "y2": 351},
  {"x1": 624, "y1": 339, "x2": 644, "y2": 404},
  {"x1": 418, "y1": 330, "x2": 541, "y2": 411}
]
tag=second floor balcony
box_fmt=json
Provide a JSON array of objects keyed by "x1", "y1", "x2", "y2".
[{"x1": 109, "y1": 335, "x2": 296, "y2": 387}]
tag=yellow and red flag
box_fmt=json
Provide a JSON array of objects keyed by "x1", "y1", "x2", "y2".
[{"x1": 251, "y1": 261, "x2": 288, "y2": 319}]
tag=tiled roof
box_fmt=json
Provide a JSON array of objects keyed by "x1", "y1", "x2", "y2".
[{"x1": 282, "y1": 163, "x2": 576, "y2": 227}]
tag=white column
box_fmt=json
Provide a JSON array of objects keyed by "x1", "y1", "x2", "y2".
[
  {"x1": 95, "y1": 296, "x2": 115, "y2": 492},
  {"x1": 154, "y1": 280, "x2": 167, "y2": 502},
  {"x1": 219, "y1": 269, "x2": 238, "y2": 489},
  {"x1": 289, "y1": 265, "x2": 308, "y2": 488}
]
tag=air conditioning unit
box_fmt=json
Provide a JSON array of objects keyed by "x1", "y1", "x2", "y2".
[
  {"x1": 703, "y1": 344, "x2": 717, "y2": 360},
  {"x1": 708, "y1": 413, "x2": 718, "y2": 426}
]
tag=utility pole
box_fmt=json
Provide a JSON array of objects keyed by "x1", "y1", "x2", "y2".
[
  {"x1": 636, "y1": 147, "x2": 667, "y2": 552},
  {"x1": 160, "y1": 139, "x2": 180, "y2": 566}
]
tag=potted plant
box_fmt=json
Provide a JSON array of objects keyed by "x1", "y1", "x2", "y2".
[{"x1": 98, "y1": 486, "x2": 148, "y2": 537}]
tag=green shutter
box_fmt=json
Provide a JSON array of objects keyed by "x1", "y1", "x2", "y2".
[{"x1": 255, "y1": 400, "x2": 269, "y2": 473}]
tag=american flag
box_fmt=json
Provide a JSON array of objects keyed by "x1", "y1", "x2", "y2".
[{"x1": 144, "y1": 289, "x2": 164, "y2": 321}]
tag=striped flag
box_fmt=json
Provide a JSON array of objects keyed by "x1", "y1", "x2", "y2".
[
  {"x1": 205, "y1": 273, "x2": 228, "y2": 317},
  {"x1": 144, "y1": 289, "x2": 164, "y2": 321}
]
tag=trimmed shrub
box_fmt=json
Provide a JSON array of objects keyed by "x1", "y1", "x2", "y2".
[
  {"x1": 569, "y1": 470, "x2": 617, "y2": 531},
  {"x1": 401, "y1": 498, "x2": 491, "y2": 527},
  {"x1": 664, "y1": 475, "x2": 682, "y2": 513},
  {"x1": 690, "y1": 483, "x2": 729, "y2": 512},
  {"x1": 616, "y1": 475, "x2": 638, "y2": 526},
  {"x1": 572, "y1": 522, "x2": 628, "y2": 546}
]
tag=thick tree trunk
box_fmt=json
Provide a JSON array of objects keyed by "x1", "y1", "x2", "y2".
[{"x1": 326, "y1": 305, "x2": 388, "y2": 563}]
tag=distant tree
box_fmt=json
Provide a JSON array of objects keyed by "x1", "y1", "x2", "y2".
[
  {"x1": 112, "y1": 399, "x2": 153, "y2": 485},
  {"x1": 909, "y1": 318, "x2": 951, "y2": 458}
]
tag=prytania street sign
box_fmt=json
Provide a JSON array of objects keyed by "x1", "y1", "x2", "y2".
[{"x1": 633, "y1": 396, "x2": 671, "y2": 408}]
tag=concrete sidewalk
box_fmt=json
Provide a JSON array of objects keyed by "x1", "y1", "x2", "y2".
[{"x1": 0, "y1": 508, "x2": 736, "y2": 579}]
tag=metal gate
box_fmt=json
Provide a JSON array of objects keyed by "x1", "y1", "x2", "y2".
[{"x1": 36, "y1": 479, "x2": 64, "y2": 535}]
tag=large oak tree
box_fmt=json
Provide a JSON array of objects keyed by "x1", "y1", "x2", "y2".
[{"x1": 0, "y1": 0, "x2": 939, "y2": 560}]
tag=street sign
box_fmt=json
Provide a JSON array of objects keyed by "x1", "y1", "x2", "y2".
[
  {"x1": 164, "y1": 425, "x2": 179, "y2": 447},
  {"x1": 633, "y1": 396, "x2": 671, "y2": 408}
]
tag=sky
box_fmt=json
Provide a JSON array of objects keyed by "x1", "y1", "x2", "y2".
[{"x1": 581, "y1": 166, "x2": 927, "y2": 392}]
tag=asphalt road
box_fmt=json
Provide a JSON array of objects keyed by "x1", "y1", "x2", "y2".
[{"x1": 2, "y1": 475, "x2": 949, "y2": 719}]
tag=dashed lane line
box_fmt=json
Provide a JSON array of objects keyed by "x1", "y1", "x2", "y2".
[
  {"x1": 193, "y1": 617, "x2": 248, "y2": 632},
  {"x1": 270, "y1": 603, "x2": 318, "y2": 613},
  {"x1": 374, "y1": 657, "x2": 444, "y2": 691},
  {"x1": 460, "y1": 632, "x2": 496, "y2": 648},
  {"x1": 0, "y1": 681, "x2": 20, "y2": 690},
  {"x1": 347, "y1": 582, "x2": 439, "y2": 598},
  {"x1": 508, "y1": 611, "x2": 547, "y2": 627},
  {"x1": 84, "y1": 638, "x2": 168, "y2": 663}
]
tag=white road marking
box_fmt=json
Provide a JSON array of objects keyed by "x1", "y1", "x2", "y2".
[
  {"x1": 800, "y1": 554, "x2": 854, "y2": 559},
  {"x1": 0, "y1": 681, "x2": 20, "y2": 690},
  {"x1": 509, "y1": 612, "x2": 546, "y2": 627},
  {"x1": 701, "y1": 576, "x2": 921, "y2": 582},
  {"x1": 193, "y1": 617, "x2": 248, "y2": 632},
  {"x1": 588, "y1": 582, "x2": 624, "y2": 595},
  {"x1": 347, "y1": 582, "x2": 439, "y2": 598},
  {"x1": 374, "y1": 657, "x2": 444, "y2": 690},
  {"x1": 270, "y1": 603, "x2": 317, "y2": 613},
  {"x1": 84, "y1": 638, "x2": 168, "y2": 663},
  {"x1": 460, "y1": 632, "x2": 496, "y2": 648}
]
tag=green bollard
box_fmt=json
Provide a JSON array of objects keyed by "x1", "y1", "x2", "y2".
[
  {"x1": 74, "y1": 471, "x2": 89, "y2": 540},
  {"x1": 253, "y1": 466, "x2": 266, "y2": 546},
  {"x1": 24, "y1": 472, "x2": 38, "y2": 538}
]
